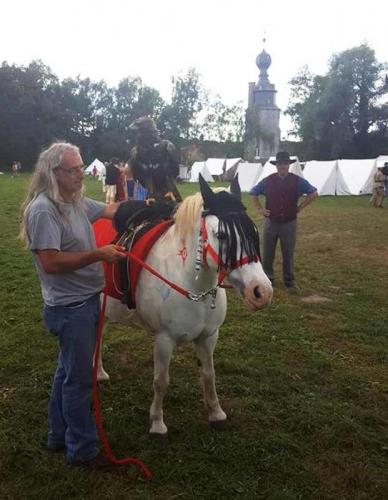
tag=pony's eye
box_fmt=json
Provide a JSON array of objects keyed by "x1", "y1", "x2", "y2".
[{"x1": 216, "y1": 231, "x2": 227, "y2": 240}]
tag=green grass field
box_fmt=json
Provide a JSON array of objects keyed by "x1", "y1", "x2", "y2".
[{"x1": 1, "y1": 174, "x2": 387, "y2": 500}]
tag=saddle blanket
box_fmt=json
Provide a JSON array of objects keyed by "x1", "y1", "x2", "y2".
[{"x1": 92, "y1": 218, "x2": 173, "y2": 306}]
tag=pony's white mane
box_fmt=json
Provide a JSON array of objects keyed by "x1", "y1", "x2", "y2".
[
  {"x1": 173, "y1": 188, "x2": 228, "y2": 241},
  {"x1": 173, "y1": 192, "x2": 204, "y2": 241}
]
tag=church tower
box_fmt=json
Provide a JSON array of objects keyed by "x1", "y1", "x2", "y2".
[{"x1": 244, "y1": 39, "x2": 281, "y2": 162}]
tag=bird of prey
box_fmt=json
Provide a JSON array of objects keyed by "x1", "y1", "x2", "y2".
[{"x1": 129, "y1": 116, "x2": 182, "y2": 202}]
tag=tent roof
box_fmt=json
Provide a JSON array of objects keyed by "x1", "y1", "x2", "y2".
[
  {"x1": 85, "y1": 158, "x2": 106, "y2": 174},
  {"x1": 376, "y1": 155, "x2": 388, "y2": 167},
  {"x1": 235, "y1": 162, "x2": 263, "y2": 192},
  {"x1": 189, "y1": 162, "x2": 214, "y2": 182},
  {"x1": 206, "y1": 158, "x2": 242, "y2": 176},
  {"x1": 303, "y1": 160, "x2": 338, "y2": 195},
  {"x1": 337, "y1": 159, "x2": 376, "y2": 195}
]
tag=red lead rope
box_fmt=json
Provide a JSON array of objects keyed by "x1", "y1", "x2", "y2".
[{"x1": 92, "y1": 293, "x2": 152, "y2": 478}]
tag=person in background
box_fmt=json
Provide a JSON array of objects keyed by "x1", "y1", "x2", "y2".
[
  {"x1": 19, "y1": 142, "x2": 126, "y2": 469},
  {"x1": 382, "y1": 162, "x2": 388, "y2": 198},
  {"x1": 125, "y1": 162, "x2": 135, "y2": 200},
  {"x1": 133, "y1": 180, "x2": 148, "y2": 201},
  {"x1": 370, "y1": 166, "x2": 385, "y2": 208},
  {"x1": 250, "y1": 151, "x2": 318, "y2": 292},
  {"x1": 104, "y1": 158, "x2": 120, "y2": 204},
  {"x1": 116, "y1": 161, "x2": 127, "y2": 201},
  {"x1": 11, "y1": 161, "x2": 18, "y2": 177}
]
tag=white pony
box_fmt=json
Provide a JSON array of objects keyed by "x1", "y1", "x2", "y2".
[{"x1": 100, "y1": 176, "x2": 273, "y2": 436}]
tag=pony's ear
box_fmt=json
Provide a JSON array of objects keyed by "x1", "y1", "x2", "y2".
[
  {"x1": 230, "y1": 173, "x2": 241, "y2": 201},
  {"x1": 199, "y1": 173, "x2": 215, "y2": 206}
]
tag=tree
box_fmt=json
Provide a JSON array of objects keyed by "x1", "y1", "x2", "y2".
[
  {"x1": 96, "y1": 76, "x2": 165, "y2": 160},
  {"x1": 0, "y1": 60, "x2": 245, "y2": 169},
  {"x1": 286, "y1": 45, "x2": 388, "y2": 159},
  {"x1": 0, "y1": 60, "x2": 60, "y2": 168},
  {"x1": 158, "y1": 68, "x2": 204, "y2": 142},
  {"x1": 199, "y1": 93, "x2": 244, "y2": 143}
]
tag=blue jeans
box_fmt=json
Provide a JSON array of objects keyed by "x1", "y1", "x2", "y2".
[{"x1": 43, "y1": 294, "x2": 100, "y2": 463}]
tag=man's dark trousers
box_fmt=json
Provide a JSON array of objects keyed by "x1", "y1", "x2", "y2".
[{"x1": 262, "y1": 218, "x2": 297, "y2": 286}]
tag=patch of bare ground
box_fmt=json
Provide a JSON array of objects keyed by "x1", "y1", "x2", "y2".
[
  {"x1": 302, "y1": 231, "x2": 335, "y2": 240},
  {"x1": 307, "y1": 456, "x2": 388, "y2": 500},
  {"x1": 339, "y1": 244, "x2": 388, "y2": 264},
  {"x1": 301, "y1": 295, "x2": 333, "y2": 304}
]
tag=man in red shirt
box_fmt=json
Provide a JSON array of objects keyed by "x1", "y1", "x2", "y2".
[{"x1": 250, "y1": 151, "x2": 318, "y2": 291}]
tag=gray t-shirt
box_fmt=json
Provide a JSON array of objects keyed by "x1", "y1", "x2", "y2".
[{"x1": 26, "y1": 192, "x2": 106, "y2": 306}]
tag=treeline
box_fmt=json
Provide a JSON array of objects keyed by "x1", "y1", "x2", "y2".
[
  {"x1": 286, "y1": 44, "x2": 388, "y2": 159},
  {"x1": 3, "y1": 44, "x2": 386, "y2": 169},
  {"x1": 0, "y1": 61, "x2": 244, "y2": 169}
]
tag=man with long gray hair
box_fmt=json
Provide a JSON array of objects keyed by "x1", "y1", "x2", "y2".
[{"x1": 20, "y1": 142, "x2": 126, "y2": 469}]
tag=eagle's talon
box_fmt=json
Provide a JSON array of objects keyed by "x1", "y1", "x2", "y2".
[{"x1": 164, "y1": 192, "x2": 176, "y2": 202}]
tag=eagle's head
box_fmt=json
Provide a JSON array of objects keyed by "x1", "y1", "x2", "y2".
[{"x1": 130, "y1": 116, "x2": 159, "y2": 141}]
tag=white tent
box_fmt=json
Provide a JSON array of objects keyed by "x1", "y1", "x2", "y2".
[
  {"x1": 258, "y1": 156, "x2": 303, "y2": 182},
  {"x1": 235, "y1": 162, "x2": 263, "y2": 192},
  {"x1": 189, "y1": 162, "x2": 214, "y2": 182},
  {"x1": 337, "y1": 159, "x2": 376, "y2": 195},
  {"x1": 302, "y1": 160, "x2": 349, "y2": 195},
  {"x1": 85, "y1": 159, "x2": 106, "y2": 177},
  {"x1": 376, "y1": 155, "x2": 388, "y2": 168},
  {"x1": 179, "y1": 165, "x2": 189, "y2": 180},
  {"x1": 206, "y1": 158, "x2": 242, "y2": 177}
]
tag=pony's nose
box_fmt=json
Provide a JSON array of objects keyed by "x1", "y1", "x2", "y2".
[{"x1": 253, "y1": 286, "x2": 261, "y2": 299}]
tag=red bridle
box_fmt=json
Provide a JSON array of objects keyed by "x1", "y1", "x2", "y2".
[{"x1": 200, "y1": 215, "x2": 259, "y2": 277}]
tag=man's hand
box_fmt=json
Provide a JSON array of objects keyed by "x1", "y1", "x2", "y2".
[
  {"x1": 257, "y1": 207, "x2": 271, "y2": 217},
  {"x1": 297, "y1": 191, "x2": 318, "y2": 214},
  {"x1": 251, "y1": 195, "x2": 270, "y2": 217},
  {"x1": 97, "y1": 244, "x2": 127, "y2": 263}
]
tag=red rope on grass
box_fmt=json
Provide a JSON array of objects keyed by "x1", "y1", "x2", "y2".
[{"x1": 92, "y1": 293, "x2": 152, "y2": 478}]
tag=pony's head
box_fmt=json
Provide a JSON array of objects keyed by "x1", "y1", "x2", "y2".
[{"x1": 174, "y1": 175, "x2": 272, "y2": 311}]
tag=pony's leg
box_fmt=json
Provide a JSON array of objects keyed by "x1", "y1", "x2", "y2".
[
  {"x1": 96, "y1": 324, "x2": 110, "y2": 382},
  {"x1": 149, "y1": 333, "x2": 174, "y2": 435},
  {"x1": 194, "y1": 332, "x2": 227, "y2": 424}
]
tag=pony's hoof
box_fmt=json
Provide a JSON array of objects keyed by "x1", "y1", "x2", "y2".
[
  {"x1": 97, "y1": 370, "x2": 110, "y2": 382},
  {"x1": 209, "y1": 419, "x2": 228, "y2": 430}
]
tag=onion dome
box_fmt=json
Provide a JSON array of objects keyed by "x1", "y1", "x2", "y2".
[{"x1": 256, "y1": 49, "x2": 271, "y2": 72}]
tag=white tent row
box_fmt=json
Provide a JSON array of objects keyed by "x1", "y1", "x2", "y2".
[
  {"x1": 189, "y1": 158, "x2": 242, "y2": 182},
  {"x1": 189, "y1": 161, "x2": 214, "y2": 182},
  {"x1": 303, "y1": 158, "x2": 377, "y2": 195}
]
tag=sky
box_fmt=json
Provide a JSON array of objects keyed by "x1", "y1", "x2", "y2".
[{"x1": 2, "y1": 0, "x2": 388, "y2": 139}]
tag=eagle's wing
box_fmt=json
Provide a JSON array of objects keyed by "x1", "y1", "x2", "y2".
[{"x1": 129, "y1": 146, "x2": 151, "y2": 190}]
